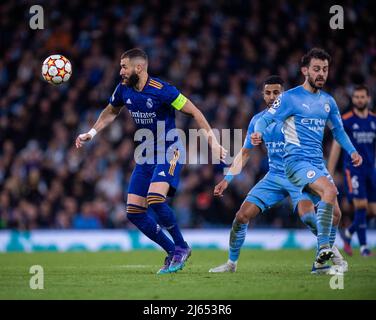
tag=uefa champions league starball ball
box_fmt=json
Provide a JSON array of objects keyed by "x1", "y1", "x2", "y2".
[{"x1": 42, "y1": 54, "x2": 72, "y2": 85}]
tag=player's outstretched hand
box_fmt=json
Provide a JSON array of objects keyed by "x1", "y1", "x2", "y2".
[
  {"x1": 75, "y1": 133, "x2": 93, "y2": 148},
  {"x1": 219, "y1": 145, "x2": 228, "y2": 161},
  {"x1": 351, "y1": 152, "x2": 363, "y2": 167},
  {"x1": 214, "y1": 179, "x2": 228, "y2": 197},
  {"x1": 211, "y1": 142, "x2": 228, "y2": 161},
  {"x1": 251, "y1": 132, "x2": 262, "y2": 145}
]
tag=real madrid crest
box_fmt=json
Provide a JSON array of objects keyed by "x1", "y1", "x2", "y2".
[{"x1": 146, "y1": 98, "x2": 153, "y2": 109}]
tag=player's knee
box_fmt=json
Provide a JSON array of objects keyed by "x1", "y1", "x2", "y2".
[
  {"x1": 235, "y1": 210, "x2": 250, "y2": 224},
  {"x1": 354, "y1": 199, "x2": 368, "y2": 210},
  {"x1": 235, "y1": 205, "x2": 259, "y2": 224},
  {"x1": 323, "y1": 184, "x2": 337, "y2": 203}
]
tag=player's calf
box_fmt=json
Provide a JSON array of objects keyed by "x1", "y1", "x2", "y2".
[{"x1": 147, "y1": 193, "x2": 187, "y2": 248}]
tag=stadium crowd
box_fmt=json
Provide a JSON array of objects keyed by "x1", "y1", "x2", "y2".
[{"x1": 1, "y1": 0, "x2": 375, "y2": 230}]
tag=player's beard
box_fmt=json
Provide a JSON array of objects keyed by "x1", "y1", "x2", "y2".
[
  {"x1": 354, "y1": 103, "x2": 368, "y2": 111},
  {"x1": 308, "y1": 75, "x2": 326, "y2": 90},
  {"x1": 124, "y1": 72, "x2": 140, "y2": 88}
]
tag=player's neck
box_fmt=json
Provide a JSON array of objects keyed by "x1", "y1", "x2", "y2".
[
  {"x1": 353, "y1": 107, "x2": 368, "y2": 118},
  {"x1": 302, "y1": 80, "x2": 320, "y2": 94},
  {"x1": 134, "y1": 73, "x2": 149, "y2": 92}
]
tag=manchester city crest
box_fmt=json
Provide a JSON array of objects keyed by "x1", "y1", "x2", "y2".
[{"x1": 324, "y1": 103, "x2": 330, "y2": 112}]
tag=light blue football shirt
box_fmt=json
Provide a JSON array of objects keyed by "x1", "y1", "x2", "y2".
[
  {"x1": 244, "y1": 110, "x2": 285, "y2": 176},
  {"x1": 254, "y1": 85, "x2": 355, "y2": 165}
]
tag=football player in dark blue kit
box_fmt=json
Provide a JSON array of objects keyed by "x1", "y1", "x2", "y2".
[
  {"x1": 76, "y1": 48, "x2": 226, "y2": 273},
  {"x1": 328, "y1": 85, "x2": 376, "y2": 257}
]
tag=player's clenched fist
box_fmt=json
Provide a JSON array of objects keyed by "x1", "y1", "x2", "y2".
[
  {"x1": 75, "y1": 133, "x2": 93, "y2": 148},
  {"x1": 212, "y1": 143, "x2": 228, "y2": 161},
  {"x1": 251, "y1": 132, "x2": 263, "y2": 146},
  {"x1": 75, "y1": 128, "x2": 97, "y2": 148},
  {"x1": 214, "y1": 179, "x2": 229, "y2": 197},
  {"x1": 351, "y1": 151, "x2": 363, "y2": 167}
]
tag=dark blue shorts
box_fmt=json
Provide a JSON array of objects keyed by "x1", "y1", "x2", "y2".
[
  {"x1": 344, "y1": 167, "x2": 376, "y2": 203},
  {"x1": 128, "y1": 161, "x2": 183, "y2": 198}
]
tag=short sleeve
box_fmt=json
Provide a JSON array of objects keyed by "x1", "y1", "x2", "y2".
[
  {"x1": 162, "y1": 83, "x2": 187, "y2": 110},
  {"x1": 108, "y1": 83, "x2": 124, "y2": 108}
]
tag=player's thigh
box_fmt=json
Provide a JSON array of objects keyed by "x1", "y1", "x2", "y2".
[
  {"x1": 150, "y1": 161, "x2": 183, "y2": 197},
  {"x1": 245, "y1": 173, "x2": 287, "y2": 214},
  {"x1": 127, "y1": 164, "x2": 154, "y2": 207},
  {"x1": 148, "y1": 181, "x2": 170, "y2": 197},
  {"x1": 308, "y1": 176, "x2": 337, "y2": 202},
  {"x1": 352, "y1": 198, "x2": 368, "y2": 210},
  {"x1": 284, "y1": 160, "x2": 326, "y2": 189}
]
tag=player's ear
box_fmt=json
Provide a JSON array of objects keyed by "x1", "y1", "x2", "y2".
[
  {"x1": 135, "y1": 63, "x2": 142, "y2": 74},
  {"x1": 301, "y1": 66, "x2": 308, "y2": 77}
]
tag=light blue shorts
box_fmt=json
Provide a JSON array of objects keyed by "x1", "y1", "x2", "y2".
[
  {"x1": 245, "y1": 172, "x2": 318, "y2": 213},
  {"x1": 284, "y1": 159, "x2": 334, "y2": 190}
]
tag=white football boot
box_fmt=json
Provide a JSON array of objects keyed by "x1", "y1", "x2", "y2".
[
  {"x1": 209, "y1": 260, "x2": 237, "y2": 273},
  {"x1": 331, "y1": 245, "x2": 348, "y2": 273}
]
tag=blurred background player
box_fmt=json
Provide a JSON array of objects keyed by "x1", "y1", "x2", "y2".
[
  {"x1": 76, "y1": 48, "x2": 226, "y2": 274},
  {"x1": 328, "y1": 85, "x2": 376, "y2": 257},
  {"x1": 252, "y1": 48, "x2": 362, "y2": 269},
  {"x1": 209, "y1": 75, "x2": 347, "y2": 274}
]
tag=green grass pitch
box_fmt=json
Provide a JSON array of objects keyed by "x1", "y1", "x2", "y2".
[{"x1": 0, "y1": 249, "x2": 375, "y2": 300}]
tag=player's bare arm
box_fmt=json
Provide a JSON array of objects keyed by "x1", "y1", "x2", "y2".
[
  {"x1": 75, "y1": 104, "x2": 123, "y2": 148},
  {"x1": 214, "y1": 147, "x2": 251, "y2": 197},
  {"x1": 330, "y1": 127, "x2": 363, "y2": 168},
  {"x1": 180, "y1": 99, "x2": 228, "y2": 160}
]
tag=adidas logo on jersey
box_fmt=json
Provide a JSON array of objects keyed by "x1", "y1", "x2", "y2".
[
  {"x1": 158, "y1": 171, "x2": 166, "y2": 177},
  {"x1": 126, "y1": 98, "x2": 132, "y2": 104},
  {"x1": 352, "y1": 123, "x2": 359, "y2": 130}
]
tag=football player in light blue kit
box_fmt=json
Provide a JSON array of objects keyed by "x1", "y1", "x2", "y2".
[
  {"x1": 209, "y1": 76, "x2": 347, "y2": 274},
  {"x1": 252, "y1": 48, "x2": 363, "y2": 268},
  {"x1": 76, "y1": 48, "x2": 226, "y2": 274}
]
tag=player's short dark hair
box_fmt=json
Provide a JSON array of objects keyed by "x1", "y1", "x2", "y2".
[
  {"x1": 301, "y1": 48, "x2": 331, "y2": 68},
  {"x1": 121, "y1": 48, "x2": 148, "y2": 61},
  {"x1": 353, "y1": 84, "x2": 370, "y2": 96},
  {"x1": 263, "y1": 75, "x2": 284, "y2": 87}
]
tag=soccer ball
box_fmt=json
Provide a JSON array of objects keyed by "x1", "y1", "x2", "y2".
[{"x1": 42, "y1": 54, "x2": 72, "y2": 85}]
